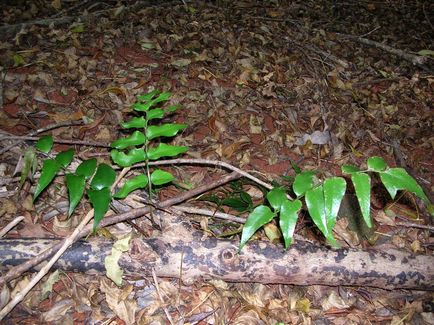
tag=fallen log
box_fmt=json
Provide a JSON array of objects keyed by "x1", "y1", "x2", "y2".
[{"x1": 1, "y1": 235, "x2": 432, "y2": 290}]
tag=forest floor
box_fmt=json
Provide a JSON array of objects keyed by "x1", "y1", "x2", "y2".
[{"x1": 0, "y1": 0, "x2": 433, "y2": 324}]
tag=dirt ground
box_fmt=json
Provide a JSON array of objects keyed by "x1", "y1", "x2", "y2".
[{"x1": 0, "y1": 0, "x2": 433, "y2": 324}]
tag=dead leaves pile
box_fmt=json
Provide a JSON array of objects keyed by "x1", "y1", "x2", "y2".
[{"x1": 0, "y1": 0, "x2": 433, "y2": 324}]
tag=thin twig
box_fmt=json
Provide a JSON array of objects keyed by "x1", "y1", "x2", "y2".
[
  {"x1": 172, "y1": 206, "x2": 246, "y2": 224},
  {"x1": 152, "y1": 268, "x2": 175, "y2": 325},
  {"x1": 0, "y1": 135, "x2": 110, "y2": 148},
  {"x1": 396, "y1": 222, "x2": 434, "y2": 232},
  {"x1": 0, "y1": 208, "x2": 94, "y2": 320},
  {"x1": 0, "y1": 120, "x2": 83, "y2": 155},
  {"x1": 0, "y1": 216, "x2": 25, "y2": 238}
]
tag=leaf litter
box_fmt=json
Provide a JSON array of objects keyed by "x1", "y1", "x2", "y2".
[{"x1": 0, "y1": 0, "x2": 433, "y2": 324}]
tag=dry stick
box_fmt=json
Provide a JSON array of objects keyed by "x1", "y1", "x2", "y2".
[
  {"x1": 152, "y1": 268, "x2": 175, "y2": 325},
  {"x1": 335, "y1": 32, "x2": 433, "y2": 73},
  {"x1": 0, "y1": 172, "x2": 241, "y2": 288},
  {"x1": 0, "y1": 216, "x2": 25, "y2": 238},
  {"x1": 0, "y1": 136, "x2": 111, "y2": 148},
  {"x1": 10, "y1": 136, "x2": 108, "y2": 147},
  {"x1": 0, "y1": 167, "x2": 136, "y2": 319},
  {"x1": 172, "y1": 206, "x2": 246, "y2": 224},
  {"x1": 0, "y1": 208, "x2": 94, "y2": 320},
  {"x1": 148, "y1": 158, "x2": 289, "y2": 198},
  {"x1": 0, "y1": 120, "x2": 83, "y2": 155}
]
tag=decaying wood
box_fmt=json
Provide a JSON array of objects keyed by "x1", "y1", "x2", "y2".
[{"x1": 1, "y1": 233, "x2": 432, "y2": 290}]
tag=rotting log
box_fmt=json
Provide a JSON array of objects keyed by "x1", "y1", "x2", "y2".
[{"x1": 1, "y1": 236, "x2": 433, "y2": 290}]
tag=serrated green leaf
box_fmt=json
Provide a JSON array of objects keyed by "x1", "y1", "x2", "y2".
[
  {"x1": 305, "y1": 185, "x2": 339, "y2": 247},
  {"x1": 150, "y1": 169, "x2": 175, "y2": 186},
  {"x1": 20, "y1": 147, "x2": 36, "y2": 188},
  {"x1": 88, "y1": 187, "x2": 111, "y2": 232},
  {"x1": 147, "y1": 108, "x2": 164, "y2": 120},
  {"x1": 90, "y1": 163, "x2": 116, "y2": 190},
  {"x1": 36, "y1": 135, "x2": 53, "y2": 153},
  {"x1": 111, "y1": 148, "x2": 146, "y2": 167},
  {"x1": 239, "y1": 205, "x2": 275, "y2": 250},
  {"x1": 324, "y1": 177, "x2": 346, "y2": 231},
  {"x1": 33, "y1": 159, "x2": 61, "y2": 201},
  {"x1": 341, "y1": 165, "x2": 360, "y2": 174},
  {"x1": 351, "y1": 172, "x2": 372, "y2": 227},
  {"x1": 114, "y1": 174, "x2": 149, "y2": 199},
  {"x1": 266, "y1": 187, "x2": 287, "y2": 211},
  {"x1": 280, "y1": 199, "x2": 302, "y2": 248},
  {"x1": 146, "y1": 124, "x2": 187, "y2": 140},
  {"x1": 293, "y1": 171, "x2": 316, "y2": 197},
  {"x1": 147, "y1": 143, "x2": 188, "y2": 160},
  {"x1": 380, "y1": 167, "x2": 430, "y2": 204},
  {"x1": 121, "y1": 117, "x2": 146, "y2": 129},
  {"x1": 367, "y1": 156, "x2": 387, "y2": 172},
  {"x1": 55, "y1": 149, "x2": 74, "y2": 168},
  {"x1": 111, "y1": 131, "x2": 146, "y2": 150},
  {"x1": 65, "y1": 173, "x2": 86, "y2": 217},
  {"x1": 76, "y1": 158, "x2": 97, "y2": 179}
]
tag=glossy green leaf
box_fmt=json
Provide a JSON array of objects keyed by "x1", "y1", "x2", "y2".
[
  {"x1": 132, "y1": 102, "x2": 153, "y2": 112},
  {"x1": 90, "y1": 163, "x2": 116, "y2": 190},
  {"x1": 147, "y1": 143, "x2": 188, "y2": 160},
  {"x1": 240, "y1": 191, "x2": 253, "y2": 206},
  {"x1": 111, "y1": 131, "x2": 146, "y2": 150},
  {"x1": 76, "y1": 158, "x2": 97, "y2": 179},
  {"x1": 20, "y1": 147, "x2": 36, "y2": 188},
  {"x1": 280, "y1": 199, "x2": 302, "y2": 248},
  {"x1": 380, "y1": 168, "x2": 430, "y2": 205},
  {"x1": 55, "y1": 149, "x2": 74, "y2": 168},
  {"x1": 341, "y1": 165, "x2": 360, "y2": 174},
  {"x1": 36, "y1": 135, "x2": 53, "y2": 153},
  {"x1": 137, "y1": 89, "x2": 160, "y2": 102},
  {"x1": 150, "y1": 91, "x2": 171, "y2": 104},
  {"x1": 88, "y1": 187, "x2": 111, "y2": 232},
  {"x1": 324, "y1": 177, "x2": 346, "y2": 231},
  {"x1": 121, "y1": 117, "x2": 146, "y2": 129},
  {"x1": 351, "y1": 172, "x2": 372, "y2": 227},
  {"x1": 114, "y1": 174, "x2": 149, "y2": 199},
  {"x1": 290, "y1": 161, "x2": 301, "y2": 174},
  {"x1": 239, "y1": 205, "x2": 275, "y2": 250},
  {"x1": 146, "y1": 124, "x2": 187, "y2": 140},
  {"x1": 266, "y1": 187, "x2": 287, "y2": 211},
  {"x1": 293, "y1": 171, "x2": 316, "y2": 197},
  {"x1": 367, "y1": 156, "x2": 387, "y2": 172},
  {"x1": 147, "y1": 108, "x2": 164, "y2": 120},
  {"x1": 305, "y1": 185, "x2": 339, "y2": 247},
  {"x1": 65, "y1": 173, "x2": 86, "y2": 217},
  {"x1": 222, "y1": 197, "x2": 250, "y2": 212},
  {"x1": 33, "y1": 159, "x2": 61, "y2": 200},
  {"x1": 134, "y1": 91, "x2": 171, "y2": 112},
  {"x1": 150, "y1": 169, "x2": 175, "y2": 186},
  {"x1": 111, "y1": 148, "x2": 146, "y2": 167}
]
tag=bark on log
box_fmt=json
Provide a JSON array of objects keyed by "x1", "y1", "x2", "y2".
[{"x1": 1, "y1": 236, "x2": 433, "y2": 290}]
